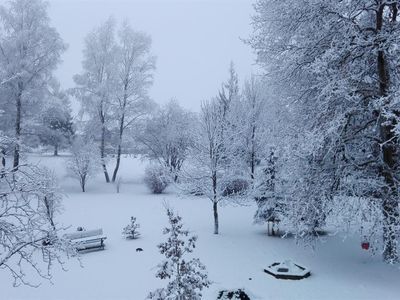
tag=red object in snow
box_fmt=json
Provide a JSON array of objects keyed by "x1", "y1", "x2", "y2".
[{"x1": 361, "y1": 242, "x2": 370, "y2": 250}]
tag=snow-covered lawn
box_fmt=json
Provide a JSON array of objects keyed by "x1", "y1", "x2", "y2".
[{"x1": 1, "y1": 155, "x2": 400, "y2": 300}]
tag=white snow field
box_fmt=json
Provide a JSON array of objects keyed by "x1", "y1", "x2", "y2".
[{"x1": 1, "y1": 155, "x2": 400, "y2": 300}]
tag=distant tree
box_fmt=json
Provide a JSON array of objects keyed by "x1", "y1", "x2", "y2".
[
  {"x1": 182, "y1": 100, "x2": 228, "y2": 235},
  {"x1": 138, "y1": 100, "x2": 194, "y2": 181},
  {"x1": 239, "y1": 76, "x2": 267, "y2": 181},
  {"x1": 148, "y1": 207, "x2": 211, "y2": 300},
  {"x1": 73, "y1": 18, "x2": 117, "y2": 183},
  {"x1": 38, "y1": 85, "x2": 74, "y2": 156},
  {"x1": 67, "y1": 138, "x2": 99, "y2": 192},
  {"x1": 0, "y1": 0, "x2": 66, "y2": 169},
  {"x1": 253, "y1": 149, "x2": 286, "y2": 234},
  {"x1": 111, "y1": 21, "x2": 155, "y2": 182}
]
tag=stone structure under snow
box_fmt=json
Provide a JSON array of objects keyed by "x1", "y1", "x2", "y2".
[{"x1": 264, "y1": 260, "x2": 311, "y2": 280}]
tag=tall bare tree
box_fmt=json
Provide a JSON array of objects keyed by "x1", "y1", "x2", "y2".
[
  {"x1": 111, "y1": 21, "x2": 155, "y2": 182},
  {"x1": 73, "y1": 18, "x2": 117, "y2": 182}
]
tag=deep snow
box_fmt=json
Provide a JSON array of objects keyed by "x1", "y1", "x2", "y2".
[{"x1": 1, "y1": 154, "x2": 400, "y2": 300}]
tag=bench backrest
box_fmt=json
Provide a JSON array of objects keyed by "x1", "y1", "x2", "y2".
[{"x1": 65, "y1": 229, "x2": 103, "y2": 240}]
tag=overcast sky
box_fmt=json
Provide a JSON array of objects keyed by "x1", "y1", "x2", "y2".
[{"x1": 46, "y1": 0, "x2": 258, "y2": 111}]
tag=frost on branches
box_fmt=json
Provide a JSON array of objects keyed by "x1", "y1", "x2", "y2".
[
  {"x1": 67, "y1": 138, "x2": 99, "y2": 192},
  {"x1": 148, "y1": 207, "x2": 211, "y2": 300},
  {"x1": 0, "y1": 135, "x2": 73, "y2": 286},
  {"x1": 0, "y1": 0, "x2": 66, "y2": 169},
  {"x1": 250, "y1": 0, "x2": 400, "y2": 262}
]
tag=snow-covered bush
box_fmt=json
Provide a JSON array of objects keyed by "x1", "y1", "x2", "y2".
[
  {"x1": 144, "y1": 164, "x2": 171, "y2": 194},
  {"x1": 222, "y1": 177, "x2": 249, "y2": 197},
  {"x1": 147, "y1": 207, "x2": 211, "y2": 300},
  {"x1": 122, "y1": 216, "x2": 141, "y2": 239},
  {"x1": 217, "y1": 289, "x2": 251, "y2": 300}
]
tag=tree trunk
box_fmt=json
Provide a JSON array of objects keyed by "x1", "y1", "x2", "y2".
[
  {"x1": 0, "y1": 148, "x2": 5, "y2": 178},
  {"x1": 250, "y1": 124, "x2": 256, "y2": 180},
  {"x1": 112, "y1": 113, "x2": 124, "y2": 183},
  {"x1": 376, "y1": 3, "x2": 399, "y2": 263},
  {"x1": 53, "y1": 144, "x2": 58, "y2": 156},
  {"x1": 13, "y1": 83, "x2": 23, "y2": 170},
  {"x1": 100, "y1": 121, "x2": 110, "y2": 183},
  {"x1": 212, "y1": 171, "x2": 219, "y2": 234},
  {"x1": 112, "y1": 143, "x2": 122, "y2": 183},
  {"x1": 213, "y1": 201, "x2": 219, "y2": 235},
  {"x1": 80, "y1": 177, "x2": 86, "y2": 193},
  {"x1": 1, "y1": 149, "x2": 5, "y2": 168}
]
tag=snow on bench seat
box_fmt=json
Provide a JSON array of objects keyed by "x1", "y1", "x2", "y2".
[{"x1": 64, "y1": 229, "x2": 107, "y2": 252}]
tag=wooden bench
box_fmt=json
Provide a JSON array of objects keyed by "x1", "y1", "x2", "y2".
[{"x1": 64, "y1": 229, "x2": 107, "y2": 252}]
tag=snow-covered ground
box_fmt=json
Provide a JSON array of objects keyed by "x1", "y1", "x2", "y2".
[{"x1": 1, "y1": 155, "x2": 400, "y2": 300}]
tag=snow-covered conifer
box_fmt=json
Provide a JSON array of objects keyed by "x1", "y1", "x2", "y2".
[
  {"x1": 148, "y1": 207, "x2": 211, "y2": 300},
  {"x1": 122, "y1": 216, "x2": 141, "y2": 239}
]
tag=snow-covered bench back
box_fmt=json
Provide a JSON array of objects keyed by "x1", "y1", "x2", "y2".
[{"x1": 65, "y1": 229, "x2": 103, "y2": 240}]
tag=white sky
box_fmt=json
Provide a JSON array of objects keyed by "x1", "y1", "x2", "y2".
[{"x1": 46, "y1": 0, "x2": 258, "y2": 111}]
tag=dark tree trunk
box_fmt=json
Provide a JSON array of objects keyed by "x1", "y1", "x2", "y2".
[
  {"x1": 112, "y1": 90, "x2": 128, "y2": 183},
  {"x1": 212, "y1": 171, "x2": 219, "y2": 234},
  {"x1": 99, "y1": 105, "x2": 110, "y2": 183},
  {"x1": 101, "y1": 124, "x2": 110, "y2": 183},
  {"x1": 80, "y1": 176, "x2": 86, "y2": 193},
  {"x1": 0, "y1": 148, "x2": 5, "y2": 178},
  {"x1": 1, "y1": 149, "x2": 5, "y2": 168},
  {"x1": 112, "y1": 143, "x2": 122, "y2": 183},
  {"x1": 43, "y1": 196, "x2": 56, "y2": 230},
  {"x1": 13, "y1": 83, "x2": 23, "y2": 170},
  {"x1": 53, "y1": 144, "x2": 59, "y2": 156},
  {"x1": 112, "y1": 113, "x2": 125, "y2": 183},
  {"x1": 213, "y1": 201, "x2": 219, "y2": 235},
  {"x1": 376, "y1": 3, "x2": 399, "y2": 263},
  {"x1": 250, "y1": 124, "x2": 256, "y2": 180}
]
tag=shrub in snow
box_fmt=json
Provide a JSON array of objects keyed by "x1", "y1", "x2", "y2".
[
  {"x1": 222, "y1": 178, "x2": 249, "y2": 197},
  {"x1": 217, "y1": 289, "x2": 251, "y2": 300},
  {"x1": 122, "y1": 217, "x2": 141, "y2": 239},
  {"x1": 144, "y1": 164, "x2": 171, "y2": 194},
  {"x1": 147, "y1": 207, "x2": 211, "y2": 300}
]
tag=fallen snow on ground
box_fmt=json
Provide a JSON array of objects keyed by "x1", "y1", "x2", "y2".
[{"x1": 1, "y1": 155, "x2": 400, "y2": 300}]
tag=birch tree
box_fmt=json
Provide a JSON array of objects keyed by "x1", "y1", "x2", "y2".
[
  {"x1": 111, "y1": 21, "x2": 155, "y2": 182},
  {"x1": 73, "y1": 18, "x2": 117, "y2": 183},
  {"x1": 0, "y1": 0, "x2": 66, "y2": 169}
]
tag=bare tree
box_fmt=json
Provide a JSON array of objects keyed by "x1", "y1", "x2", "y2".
[
  {"x1": 0, "y1": 159, "x2": 73, "y2": 286},
  {"x1": 67, "y1": 138, "x2": 99, "y2": 192},
  {"x1": 182, "y1": 100, "x2": 229, "y2": 235},
  {"x1": 111, "y1": 21, "x2": 155, "y2": 182},
  {"x1": 138, "y1": 100, "x2": 194, "y2": 181},
  {"x1": 73, "y1": 18, "x2": 117, "y2": 183}
]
